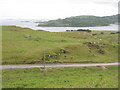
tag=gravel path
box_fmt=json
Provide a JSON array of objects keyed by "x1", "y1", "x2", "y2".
[{"x1": 0, "y1": 62, "x2": 120, "y2": 69}]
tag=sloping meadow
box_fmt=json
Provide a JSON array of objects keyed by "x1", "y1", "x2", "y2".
[{"x1": 2, "y1": 26, "x2": 118, "y2": 64}]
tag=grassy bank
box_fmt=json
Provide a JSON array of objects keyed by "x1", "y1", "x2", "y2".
[
  {"x1": 2, "y1": 65, "x2": 118, "y2": 88},
  {"x1": 2, "y1": 26, "x2": 118, "y2": 64}
]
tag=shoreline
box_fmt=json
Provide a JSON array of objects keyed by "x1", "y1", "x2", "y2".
[{"x1": 1, "y1": 25, "x2": 118, "y2": 32}]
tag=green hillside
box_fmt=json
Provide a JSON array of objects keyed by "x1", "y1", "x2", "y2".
[
  {"x1": 2, "y1": 26, "x2": 118, "y2": 64},
  {"x1": 38, "y1": 14, "x2": 118, "y2": 27}
]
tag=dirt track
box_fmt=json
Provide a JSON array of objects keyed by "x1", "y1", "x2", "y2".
[{"x1": 0, "y1": 62, "x2": 120, "y2": 69}]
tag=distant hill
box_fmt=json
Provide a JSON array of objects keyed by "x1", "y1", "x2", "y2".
[{"x1": 38, "y1": 14, "x2": 118, "y2": 27}]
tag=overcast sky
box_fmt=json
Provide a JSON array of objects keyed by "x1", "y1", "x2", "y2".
[{"x1": 0, "y1": 0, "x2": 119, "y2": 19}]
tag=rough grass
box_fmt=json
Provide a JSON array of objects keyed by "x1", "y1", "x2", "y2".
[
  {"x1": 2, "y1": 26, "x2": 118, "y2": 64},
  {"x1": 2, "y1": 65, "x2": 118, "y2": 88}
]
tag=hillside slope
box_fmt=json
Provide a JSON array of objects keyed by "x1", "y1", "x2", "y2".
[
  {"x1": 38, "y1": 14, "x2": 118, "y2": 27},
  {"x1": 2, "y1": 26, "x2": 118, "y2": 64}
]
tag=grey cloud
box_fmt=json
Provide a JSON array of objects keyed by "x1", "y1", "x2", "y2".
[
  {"x1": 92, "y1": 0, "x2": 119, "y2": 7},
  {"x1": 66, "y1": 0, "x2": 119, "y2": 7}
]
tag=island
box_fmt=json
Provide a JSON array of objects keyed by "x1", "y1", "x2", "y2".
[{"x1": 38, "y1": 14, "x2": 118, "y2": 27}]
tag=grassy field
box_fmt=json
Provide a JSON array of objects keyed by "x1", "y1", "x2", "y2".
[
  {"x1": 2, "y1": 26, "x2": 118, "y2": 64},
  {"x1": 2, "y1": 65, "x2": 118, "y2": 88}
]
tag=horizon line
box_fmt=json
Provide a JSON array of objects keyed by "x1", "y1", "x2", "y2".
[{"x1": 1, "y1": 14, "x2": 118, "y2": 20}]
